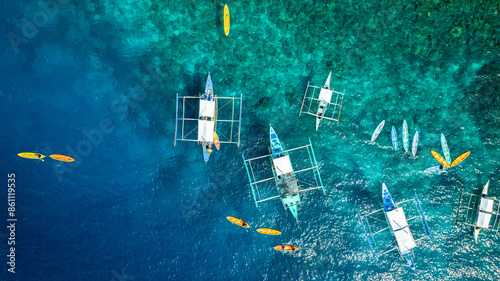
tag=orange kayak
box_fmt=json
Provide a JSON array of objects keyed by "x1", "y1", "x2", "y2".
[
  {"x1": 214, "y1": 131, "x2": 220, "y2": 150},
  {"x1": 451, "y1": 151, "x2": 470, "y2": 167},
  {"x1": 431, "y1": 150, "x2": 450, "y2": 168},
  {"x1": 274, "y1": 245, "x2": 298, "y2": 251},
  {"x1": 256, "y1": 228, "x2": 281, "y2": 235},
  {"x1": 18, "y1": 152, "x2": 45, "y2": 161},
  {"x1": 226, "y1": 216, "x2": 250, "y2": 228},
  {"x1": 50, "y1": 154, "x2": 76, "y2": 162}
]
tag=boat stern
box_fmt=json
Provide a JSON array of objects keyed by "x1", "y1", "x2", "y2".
[
  {"x1": 282, "y1": 194, "x2": 300, "y2": 219},
  {"x1": 203, "y1": 147, "x2": 211, "y2": 162},
  {"x1": 403, "y1": 251, "x2": 416, "y2": 270}
]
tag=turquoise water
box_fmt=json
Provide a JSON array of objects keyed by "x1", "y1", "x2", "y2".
[{"x1": 1, "y1": 0, "x2": 500, "y2": 280}]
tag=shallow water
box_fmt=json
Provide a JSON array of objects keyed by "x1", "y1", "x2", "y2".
[{"x1": 1, "y1": 0, "x2": 499, "y2": 280}]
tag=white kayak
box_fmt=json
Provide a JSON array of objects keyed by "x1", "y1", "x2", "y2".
[
  {"x1": 371, "y1": 120, "x2": 385, "y2": 142},
  {"x1": 441, "y1": 134, "x2": 452, "y2": 164},
  {"x1": 402, "y1": 120, "x2": 409, "y2": 152},
  {"x1": 412, "y1": 131, "x2": 419, "y2": 156}
]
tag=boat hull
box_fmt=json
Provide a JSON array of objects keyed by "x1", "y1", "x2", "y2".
[
  {"x1": 315, "y1": 101, "x2": 327, "y2": 131},
  {"x1": 412, "y1": 131, "x2": 419, "y2": 156},
  {"x1": 269, "y1": 125, "x2": 300, "y2": 219},
  {"x1": 274, "y1": 245, "x2": 298, "y2": 251},
  {"x1": 315, "y1": 72, "x2": 332, "y2": 131},
  {"x1": 451, "y1": 151, "x2": 470, "y2": 167},
  {"x1": 203, "y1": 146, "x2": 211, "y2": 162},
  {"x1": 18, "y1": 152, "x2": 45, "y2": 161},
  {"x1": 223, "y1": 5, "x2": 230, "y2": 36},
  {"x1": 424, "y1": 165, "x2": 443, "y2": 174},
  {"x1": 441, "y1": 134, "x2": 452, "y2": 164},
  {"x1": 403, "y1": 120, "x2": 409, "y2": 152},
  {"x1": 257, "y1": 228, "x2": 281, "y2": 235},
  {"x1": 371, "y1": 120, "x2": 385, "y2": 142},
  {"x1": 226, "y1": 216, "x2": 250, "y2": 228},
  {"x1": 431, "y1": 150, "x2": 450, "y2": 168},
  {"x1": 403, "y1": 252, "x2": 416, "y2": 270},
  {"x1": 213, "y1": 131, "x2": 220, "y2": 150},
  {"x1": 474, "y1": 181, "x2": 492, "y2": 242},
  {"x1": 50, "y1": 154, "x2": 75, "y2": 162},
  {"x1": 391, "y1": 126, "x2": 398, "y2": 150},
  {"x1": 382, "y1": 183, "x2": 395, "y2": 211}
]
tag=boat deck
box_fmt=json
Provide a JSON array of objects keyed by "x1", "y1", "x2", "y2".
[{"x1": 387, "y1": 208, "x2": 417, "y2": 252}]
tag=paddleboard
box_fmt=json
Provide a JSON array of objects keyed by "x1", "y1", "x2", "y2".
[
  {"x1": 370, "y1": 120, "x2": 385, "y2": 142},
  {"x1": 451, "y1": 151, "x2": 471, "y2": 167},
  {"x1": 424, "y1": 165, "x2": 443, "y2": 174},
  {"x1": 226, "y1": 216, "x2": 250, "y2": 228},
  {"x1": 17, "y1": 152, "x2": 45, "y2": 161},
  {"x1": 391, "y1": 126, "x2": 398, "y2": 150},
  {"x1": 214, "y1": 131, "x2": 220, "y2": 150},
  {"x1": 256, "y1": 228, "x2": 281, "y2": 235},
  {"x1": 402, "y1": 120, "x2": 409, "y2": 152},
  {"x1": 431, "y1": 150, "x2": 450, "y2": 168},
  {"x1": 223, "y1": 5, "x2": 230, "y2": 36},
  {"x1": 412, "y1": 131, "x2": 419, "y2": 156},
  {"x1": 274, "y1": 245, "x2": 298, "y2": 251},
  {"x1": 50, "y1": 154, "x2": 75, "y2": 162},
  {"x1": 441, "y1": 134, "x2": 452, "y2": 164}
]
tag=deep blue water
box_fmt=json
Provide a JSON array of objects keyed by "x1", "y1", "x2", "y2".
[{"x1": 1, "y1": 0, "x2": 500, "y2": 280}]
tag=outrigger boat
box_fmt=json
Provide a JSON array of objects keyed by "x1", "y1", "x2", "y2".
[
  {"x1": 242, "y1": 125, "x2": 325, "y2": 219},
  {"x1": 358, "y1": 183, "x2": 434, "y2": 270},
  {"x1": 299, "y1": 71, "x2": 345, "y2": 131},
  {"x1": 455, "y1": 180, "x2": 500, "y2": 242},
  {"x1": 174, "y1": 73, "x2": 243, "y2": 162}
]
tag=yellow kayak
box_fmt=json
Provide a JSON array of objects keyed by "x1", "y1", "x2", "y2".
[
  {"x1": 18, "y1": 152, "x2": 45, "y2": 161},
  {"x1": 50, "y1": 154, "x2": 76, "y2": 162},
  {"x1": 257, "y1": 228, "x2": 281, "y2": 235},
  {"x1": 223, "y1": 5, "x2": 230, "y2": 36},
  {"x1": 214, "y1": 131, "x2": 220, "y2": 150},
  {"x1": 431, "y1": 150, "x2": 450, "y2": 168},
  {"x1": 226, "y1": 216, "x2": 249, "y2": 228},
  {"x1": 274, "y1": 245, "x2": 298, "y2": 252},
  {"x1": 451, "y1": 151, "x2": 471, "y2": 167}
]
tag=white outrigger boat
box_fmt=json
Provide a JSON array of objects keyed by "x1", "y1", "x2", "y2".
[
  {"x1": 242, "y1": 125, "x2": 325, "y2": 219},
  {"x1": 174, "y1": 73, "x2": 243, "y2": 162},
  {"x1": 358, "y1": 183, "x2": 434, "y2": 270},
  {"x1": 455, "y1": 180, "x2": 500, "y2": 242},
  {"x1": 299, "y1": 71, "x2": 345, "y2": 131}
]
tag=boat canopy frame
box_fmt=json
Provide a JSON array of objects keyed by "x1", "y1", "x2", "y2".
[
  {"x1": 174, "y1": 93, "x2": 243, "y2": 146},
  {"x1": 357, "y1": 192, "x2": 434, "y2": 262},
  {"x1": 298, "y1": 81, "x2": 345, "y2": 124},
  {"x1": 455, "y1": 189, "x2": 500, "y2": 235},
  {"x1": 242, "y1": 139, "x2": 324, "y2": 207}
]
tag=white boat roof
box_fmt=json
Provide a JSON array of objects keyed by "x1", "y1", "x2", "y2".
[
  {"x1": 387, "y1": 208, "x2": 417, "y2": 251},
  {"x1": 200, "y1": 100, "x2": 215, "y2": 118},
  {"x1": 273, "y1": 155, "x2": 293, "y2": 176},
  {"x1": 197, "y1": 120, "x2": 215, "y2": 142},
  {"x1": 318, "y1": 88, "x2": 333, "y2": 103},
  {"x1": 477, "y1": 197, "x2": 494, "y2": 228}
]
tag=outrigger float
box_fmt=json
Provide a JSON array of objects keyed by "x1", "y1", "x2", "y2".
[
  {"x1": 358, "y1": 183, "x2": 434, "y2": 270},
  {"x1": 299, "y1": 71, "x2": 345, "y2": 131},
  {"x1": 174, "y1": 73, "x2": 243, "y2": 162},
  {"x1": 455, "y1": 180, "x2": 500, "y2": 242},
  {"x1": 242, "y1": 125, "x2": 325, "y2": 219}
]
